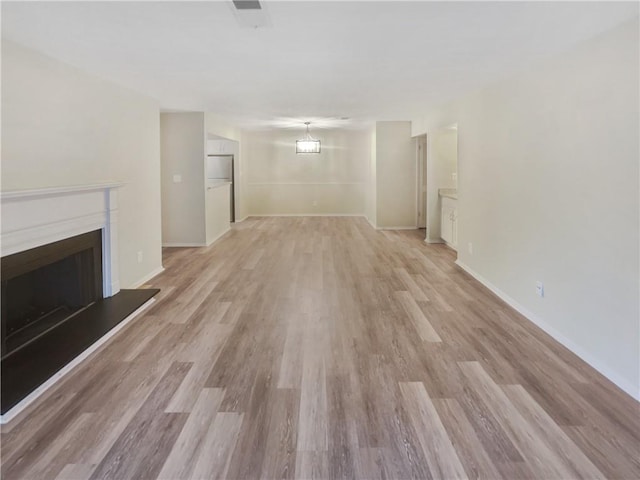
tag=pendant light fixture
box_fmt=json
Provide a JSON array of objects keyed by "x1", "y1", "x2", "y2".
[{"x1": 296, "y1": 122, "x2": 321, "y2": 154}]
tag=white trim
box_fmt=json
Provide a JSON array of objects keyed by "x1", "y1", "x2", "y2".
[
  {"x1": 455, "y1": 260, "x2": 640, "y2": 401},
  {"x1": 206, "y1": 181, "x2": 231, "y2": 191},
  {"x1": 377, "y1": 226, "x2": 418, "y2": 230},
  {"x1": 425, "y1": 237, "x2": 444, "y2": 244},
  {"x1": 0, "y1": 182, "x2": 124, "y2": 200},
  {"x1": 442, "y1": 240, "x2": 457, "y2": 251},
  {"x1": 0, "y1": 297, "x2": 156, "y2": 425},
  {"x1": 366, "y1": 216, "x2": 377, "y2": 230},
  {"x1": 248, "y1": 214, "x2": 365, "y2": 217},
  {"x1": 206, "y1": 227, "x2": 231, "y2": 246},
  {"x1": 235, "y1": 215, "x2": 249, "y2": 223},
  {"x1": 129, "y1": 266, "x2": 165, "y2": 289},
  {"x1": 162, "y1": 242, "x2": 207, "y2": 248},
  {"x1": 2, "y1": 212, "x2": 106, "y2": 256},
  {"x1": 1, "y1": 184, "x2": 122, "y2": 297},
  {"x1": 247, "y1": 182, "x2": 365, "y2": 186}
]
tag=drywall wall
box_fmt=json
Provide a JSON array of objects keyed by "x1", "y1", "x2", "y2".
[
  {"x1": 376, "y1": 121, "x2": 416, "y2": 228},
  {"x1": 367, "y1": 126, "x2": 377, "y2": 227},
  {"x1": 412, "y1": 18, "x2": 640, "y2": 397},
  {"x1": 160, "y1": 112, "x2": 207, "y2": 246},
  {"x1": 416, "y1": 135, "x2": 428, "y2": 229},
  {"x1": 426, "y1": 127, "x2": 458, "y2": 241},
  {"x1": 205, "y1": 113, "x2": 242, "y2": 143},
  {"x1": 242, "y1": 128, "x2": 369, "y2": 215},
  {"x1": 1, "y1": 40, "x2": 162, "y2": 288}
]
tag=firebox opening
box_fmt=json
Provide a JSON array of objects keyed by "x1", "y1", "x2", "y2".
[{"x1": 1, "y1": 230, "x2": 103, "y2": 359}]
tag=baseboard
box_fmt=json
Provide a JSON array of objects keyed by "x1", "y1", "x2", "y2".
[
  {"x1": 425, "y1": 236, "x2": 444, "y2": 244},
  {"x1": 442, "y1": 241, "x2": 458, "y2": 251},
  {"x1": 162, "y1": 242, "x2": 207, "y2": 248},
  {"x1": 235, "y1": 216, "x2": 249, "y2": 223},
  {"x1": 454, "y1": 260, "x2": 640, "y2": 401},
  {"x1": 163, "y1": 228, "x2": 232, "y2": 248},
  {"x1": 377, "y1": 226, "x2": 418, "y2": 230},
  {"x1": 248, "y1": 214, "x2": 366, "y2": 217},
  {"x1": 366, "y1": 217, "x2": 377, "y2": 229},
  {"x1": 129, "y1": 266, "x2": 165, "y2": 288},
  {"x1": 206, "y1": 227, "x2": 231, "y2": 246},
  {"x1": 0, "y1": 297, "x2": 157, "y2": 425}
]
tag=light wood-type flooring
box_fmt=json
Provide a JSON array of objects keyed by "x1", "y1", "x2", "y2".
[{"x1": 2, "y1": 217, "x2": 639, "y2": 479}]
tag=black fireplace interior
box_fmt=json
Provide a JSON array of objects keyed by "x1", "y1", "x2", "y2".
[
  {"x1": 2, "y1": 230, "x2": 102, "y2": 358},
  {"x1": 2, "y1": 230, "x2": 103, "y2": 358},
  {"x1": 1, "y1": 230, "x2": 159, "y2": 415}
]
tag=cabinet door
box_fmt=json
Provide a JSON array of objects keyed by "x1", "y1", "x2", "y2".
[
  {"x1": 451, "y1": 209, "x2": 458, "y2": 247},
  {"x1": 441, "y1": 207, "x2": 453, "y2": 244}
]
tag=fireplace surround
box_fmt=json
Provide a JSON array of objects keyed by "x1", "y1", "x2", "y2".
[
  {"x1": 0, "y1": 183, "x2": 159, "y2": 420},
  {"x1": 1, "y1": 183, "x2": 122, "y2": 296}
]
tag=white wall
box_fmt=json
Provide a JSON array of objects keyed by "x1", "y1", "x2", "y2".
[
  {"x1": 205, "y1": 113, "x2": 242, "y2": 143},
  {"x1": 160, "y1": 112, "x2": 206, "y2": 246},
  {"x1": 1, "y1": 40, "x2": 162, "y2": 288},
  {"x1": 412, "y1": 18, "x2": 640, "y2": 398},
  {"x1": 242, "y1": 128, "x2": 370, "y2": 215},
  {"x1": 426, "y1": 127, "x2": 458, "y2": 241},
  {"x1": 376, "y1": 121, "x2": 416, "y2": 228},
  {"x1": 366, "y1": 126, "x2": 377, "y2": 227},
  {"x1": 416, "y1": 135, "x2": 427, "y2": 229}
]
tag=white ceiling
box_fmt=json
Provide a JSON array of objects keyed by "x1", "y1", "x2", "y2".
[{"x1": 2, "y1": 1, "x2": 638, "y2": 130}]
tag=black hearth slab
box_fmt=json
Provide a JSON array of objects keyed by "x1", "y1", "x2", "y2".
[{"x1": 1, "y1": 288, "x2": 159, "y2": 414}]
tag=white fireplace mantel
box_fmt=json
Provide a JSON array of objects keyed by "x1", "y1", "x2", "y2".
[{"x1": 1, "y1": 183, "x2": 124, "y2": 297}]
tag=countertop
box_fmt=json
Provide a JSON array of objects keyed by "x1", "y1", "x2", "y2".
[
  {"x1": 438, "y1": 188, "x2": 458, "y2": 200},
  {"x1": 207, "y1": 181, "x2": 231, "y2": 191}
]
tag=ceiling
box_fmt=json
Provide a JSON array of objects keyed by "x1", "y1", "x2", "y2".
[{"x1": 2, "y1": 1, "x2": 638, "y2": 130}]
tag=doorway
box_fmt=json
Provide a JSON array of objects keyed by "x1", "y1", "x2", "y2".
[
  {"x1": 206, "y1": 135, "x2": 240, "y2": 223},
  {"x1": 425, "y1": 123, "x2": 458, "y2": 247},
  {"x1": 206, "y1": 154, "x2": 235, "y2": 222}
]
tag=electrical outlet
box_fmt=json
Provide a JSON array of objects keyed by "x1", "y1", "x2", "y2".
[
  {"x1": 468, "y1": 242, "x2": 473, "y2": 255},
  {"x1": 312, "y1": 200, "x2": 318, "y2": 207},
  {"x1": 137, "y1": 251, "x2": 143, "y2": 263},
  {"x1": 172, "y1": 174, "x2": 182, "y2": 183},
  {"x1": 536, "y1": 281, "x2": 544, "y2": 297}
]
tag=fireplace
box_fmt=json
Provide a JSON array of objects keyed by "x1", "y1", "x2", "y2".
[
  {"x1": 1, "y1": 185, "x2": 160, "y2": 419},
  {"x1": 0, "y1": 183, "x2": 162, "y2": 420},
  {"x1": 2, "y1": 230, "x2": 103, "y2": 358}
]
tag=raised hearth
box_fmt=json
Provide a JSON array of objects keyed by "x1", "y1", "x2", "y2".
[
  {"x1": 0, "y1": 184, "x2": 159, "y2": 420},
  {"x1": 1, "y1": 288, "x2": 158, "y2": 414}
]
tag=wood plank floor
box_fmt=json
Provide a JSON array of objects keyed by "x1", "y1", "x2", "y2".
[{"x1": 2, "y1": 216, "x2": 639, "y2": 479}]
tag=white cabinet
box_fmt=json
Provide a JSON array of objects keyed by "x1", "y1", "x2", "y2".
[
  {"x1": 440, "y1": 196, "x2": 458, "y2": 249},
  {"x1": 206, "y1": 183, "x2": 231, "y2": 245},
  {"x1": 207, "y1": 139, "x2": 234, "y2": 155}
]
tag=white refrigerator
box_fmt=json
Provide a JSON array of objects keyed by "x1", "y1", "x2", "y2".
[{"x1": 206, "y1": 155, "x2": 234, "y2": 222}]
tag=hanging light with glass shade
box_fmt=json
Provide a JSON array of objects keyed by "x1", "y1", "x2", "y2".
[{"x1": 296, "y1": 122, "x2": 321, "y2": 154}]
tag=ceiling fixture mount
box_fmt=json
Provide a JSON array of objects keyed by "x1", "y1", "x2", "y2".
[{"x1": 296, "y1": 122, "x2": 321, "y2": 154}]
